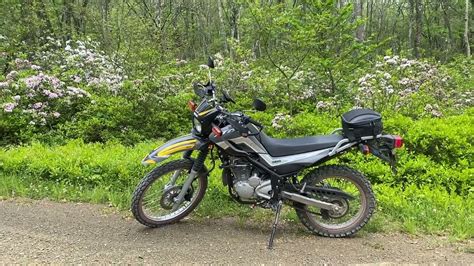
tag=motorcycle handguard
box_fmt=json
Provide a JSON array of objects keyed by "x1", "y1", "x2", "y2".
[{"x1": 142, "y1": 134, "x2": 198, "y2": 165}]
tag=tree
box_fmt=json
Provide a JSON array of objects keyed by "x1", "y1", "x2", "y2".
[
  {"x1": 465, "y1": 0, "x2": 471, "y2": 57},
  {"x1": 353, "y1": 0, "x2": 365, "y2": 41},
  {"x1": 247, "y1": 0, "x2": 374, "y2": 113}
]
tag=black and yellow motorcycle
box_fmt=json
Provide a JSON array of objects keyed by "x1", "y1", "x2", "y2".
[{"x1": 131, "y1": 58, "x2": 403, "y2": 248}]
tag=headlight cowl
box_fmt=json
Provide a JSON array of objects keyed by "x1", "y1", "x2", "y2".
[{"x1": 193, "y1": 117, "x2": 202, "y2": 133}]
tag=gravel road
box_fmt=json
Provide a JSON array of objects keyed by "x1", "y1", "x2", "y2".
[{"x1": 0, "y1": 199, "x2": 472, "y2": 264}]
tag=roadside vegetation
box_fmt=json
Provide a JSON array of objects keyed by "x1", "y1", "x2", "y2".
[{"x1": 0, "y1": 0, "x2": 472, "y2": 239}]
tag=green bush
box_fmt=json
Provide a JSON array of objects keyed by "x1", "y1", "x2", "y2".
[
  {"x1": 0, "y1": 139, "x2": 471, "y2": 239},
  {"x1": 350, "y1": 56, "x2": 460, "y2": 118},
  {"x1": 254, "y1": 110, "x2": 473, "y2": 195},
  {"x1": 0, "y1": 140, "x2": 153, "y2": 189},
  {"x1": 375, "y1": 184, "x2": 473, "y2": 238},
  {"x1": 404, "y1": 109, "x2": 474, "y2": 166}
]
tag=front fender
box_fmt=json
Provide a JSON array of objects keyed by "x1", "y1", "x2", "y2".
[{"x1": 142, "y1": 134, "x2": 198, "y2": 165}]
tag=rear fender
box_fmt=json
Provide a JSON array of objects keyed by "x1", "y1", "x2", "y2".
[
  {"x1": 142, "y1": 135, "x2": 198, "y2": 165},
  {"x1": 366, "y1": 134, "x2": 400, "y2": 173}
]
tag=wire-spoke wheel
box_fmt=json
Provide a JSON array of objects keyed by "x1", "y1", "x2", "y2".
[
  {"x1": 131, "y1": 159, "x2": 207, "y2": 227},
  {"x1": 295, "y1": 165, "x2": 375, "y2": 237}
]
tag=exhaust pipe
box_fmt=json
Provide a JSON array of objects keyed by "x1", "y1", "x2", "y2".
[{"x1": 282, "y1": 191, "x2": 338, "y2": 211}]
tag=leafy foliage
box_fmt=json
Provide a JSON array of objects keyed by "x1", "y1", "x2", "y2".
[{"x1": 0, "y1": 137, "x2": 471, "y2": 239}]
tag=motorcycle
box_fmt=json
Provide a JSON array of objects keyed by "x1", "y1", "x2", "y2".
[{"x1": 131, "y1": 58, "x2": 404, "y2": 249}]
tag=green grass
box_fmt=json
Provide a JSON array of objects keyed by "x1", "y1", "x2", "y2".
[{"x1": 0, "y1": 139, "x2": 472, "y2": 240}]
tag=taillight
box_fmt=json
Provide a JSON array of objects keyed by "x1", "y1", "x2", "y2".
[
  {"x1": 394, "y1": 135, "x2": 404, "y2": 148},
  {"x1": 188, "y1": 100, "x2": 197, "y2": 111},
  {"x1": 212, "y1": 126, "x2": 222, "y2": 137}
]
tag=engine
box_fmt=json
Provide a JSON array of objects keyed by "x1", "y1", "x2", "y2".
[{"x1": 228, "y1": 158, "x2": 272, "y2": 201}]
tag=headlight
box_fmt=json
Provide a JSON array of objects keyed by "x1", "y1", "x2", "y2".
[{"x1": 193, "y1": 117, "x2": 202, "y2": 133}]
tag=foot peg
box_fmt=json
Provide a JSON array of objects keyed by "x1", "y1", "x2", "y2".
[{"x1": 267, "y1": 200, "x2": 283, "y2": 249}]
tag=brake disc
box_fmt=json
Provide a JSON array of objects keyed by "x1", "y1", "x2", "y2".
[
  {"x1": 160, "y1": 185, "x2": 194, "y2": 210},
  {"x1": 160, "y1": 186, "x2": 182, "y2": 210}
]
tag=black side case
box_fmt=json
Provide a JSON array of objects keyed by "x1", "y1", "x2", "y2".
[{"x1": 341, "y1": 109, "x2": 382, "y2": 141}]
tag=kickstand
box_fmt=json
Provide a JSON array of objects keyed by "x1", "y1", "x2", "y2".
[{"x1": 267, "y1": 200, "x2": 283, "y2": 250}]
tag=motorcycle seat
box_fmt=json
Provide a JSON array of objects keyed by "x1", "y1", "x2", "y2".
[{"x1": 258, "y1": 132, "x2": 344, "y2": 157}]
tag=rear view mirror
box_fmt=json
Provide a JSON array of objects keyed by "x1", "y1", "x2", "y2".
[
  {"x1": 253, "y1": 98, "x2": 267, "y2": 111},
  {"x1": 222, "y1": 90, "x2": 235, "y2": 104},
  {"x1": 207, "y1": 56, "x2": 215, "y2": 69}
]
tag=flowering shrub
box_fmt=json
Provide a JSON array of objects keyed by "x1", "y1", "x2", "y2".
[
  {"x1": 34, "y1": 36, "x2": 125, "y2": 93},
  {"x1": 352, "y1": 56, "x2": 472, "y2": 117},
  {"x1": 271, "y1": 113, "x2": 291, "y2": 129},
  {"x1": 1, "y1": 33, "x2": 473, "y2": 145},
  {"x1": 1, "y1": 64, "x2": 91, "y2": 127},
  {"x1": 0, "y1": 36, "x2": 131, "y2": 144}
]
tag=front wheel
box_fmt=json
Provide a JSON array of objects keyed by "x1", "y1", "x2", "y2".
[
  {"x1": 295, "y1": 165, "x2": 376, "y2": 237},
  {"x1": 131, "y1": 159, "x2": 207, "y2": 227}
]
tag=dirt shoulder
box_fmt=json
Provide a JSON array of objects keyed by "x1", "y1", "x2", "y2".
[{"x1": 0, "y1": 199, "x2": 472, "y2": 264}]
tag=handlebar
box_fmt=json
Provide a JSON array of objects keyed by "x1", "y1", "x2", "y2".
[
  {"x1": 247, "y1": 117, "x2": 262, "y2": 128},
  {"x1": 195, "y1": 82, "x2": 263, "y2": 136},
  {"x1": 218, "y1": 108, "x2": 263, "y2": 136}
]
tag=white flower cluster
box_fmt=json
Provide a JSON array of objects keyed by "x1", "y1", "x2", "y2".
[
  {"x1": 452, "y1": 90, "x2": 474, "y2": 109},
  {"x1": 294, "y1": 89, "x2": 316, "y2": 101},
  {"x1": 354, "y1": 55, "x2": 453, "y2": 114},
  {"x1": 424, "y1": 104, "x2": 443, "y2": 118},
  {"x1": 316, "y1": 100, "x2": 333, "y2": 110},
  {"x1": 35, "y1": 37, "x2": 125, "y2": 93},
  {"x1": 175, "y1": 58, "x2": 188, "y2": 66},
  {"x1": 213, "y1": 53, "x2": 225, "y2": 68},
  {"x1": 296, "y1": 68, "x2": 335, "y2": 102},
  {"x1": 271, "y1": 113, "x2": 291, "y2": 129},
  {"x1": 14, "y1": 58, "x2": 31, "y2": 69}
]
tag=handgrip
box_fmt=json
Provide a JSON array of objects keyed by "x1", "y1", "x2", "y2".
[{"x1": 248, "y1": 117, "x2": 263, "y2": 128}]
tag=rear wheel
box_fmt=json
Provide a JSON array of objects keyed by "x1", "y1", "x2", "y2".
[
  {"x1": 131, "y1": 159, "x2": 207, "y2": 227},
  {"x1": 294, "y1": 165, "x2": 375, "y2": 237}
]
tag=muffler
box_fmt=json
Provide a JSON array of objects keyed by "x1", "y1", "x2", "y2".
[{"x1": 282, "y1": 191, "x2": 338, "y2": 211}]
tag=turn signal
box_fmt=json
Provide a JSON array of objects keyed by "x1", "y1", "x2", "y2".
[
  {"x1": 212, "y1": 126, "x2": 222, "y2": 137},
  {"x1": 394, "y1": 135, "x2": 404, "y2": 148},
  {"x1": 187, "y1": 100, "x2": 197, "y2": 111}
]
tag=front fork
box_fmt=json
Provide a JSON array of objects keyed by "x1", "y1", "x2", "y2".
[{"x1": 171, "y1": 147, "x2": 209, "y2": 211}]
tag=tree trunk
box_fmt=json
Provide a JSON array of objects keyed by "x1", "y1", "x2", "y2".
[
  {"x1": 441, "y1": 0, "x2": 453, "y2": 52},
  {"x1": 218, "y1": 0, "x2": 228, "y2": 53},
  {"x1": 354, "y1": 0, "x2": 365, "y2": 41},
  {"x1": 392, "y1": 1, "x2": 404, "y2": 53},
  {"x1": 366, "y1": 0, "x2": 373, "y2": 37},
  {"x1": 465, "y1": 0, "x2": 471, "y2": 57},
  {"x1": 408, "y1": 0, "x2": 422, "y2": 58},
  {"x1": 73, "y1": 0, "x2": 89, "y2": 35},
  {"x1": 80, "y1": 0, "x2": 89, "y2": 34},
  {"x1": 100, "y1": 0, "x2": 111, "y2": 48},
  {"x1": 230, "y1": 1, "x2": 240, "y2": 41},
  {"x1": 62, "y1": 0, "x2": 74, "y2": 40},
  {"x1": 337, "y1": 0, "x2": 346, "y2": 9},
  {"x1": 376, "y1": 1, "x2": 386, "y2": 42},
  {"x1": 422, "y1": 3, "x2": 432, "y2": 54},
  {"x1": 414, "y1": 0, "x2": 422, "y2": 58},
  {"x1": 155, "y1": 0, "x2": 162, "y2": 26},
  {"x1": 35, "y1": 0, "x2": 53, "y2": 35}
]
